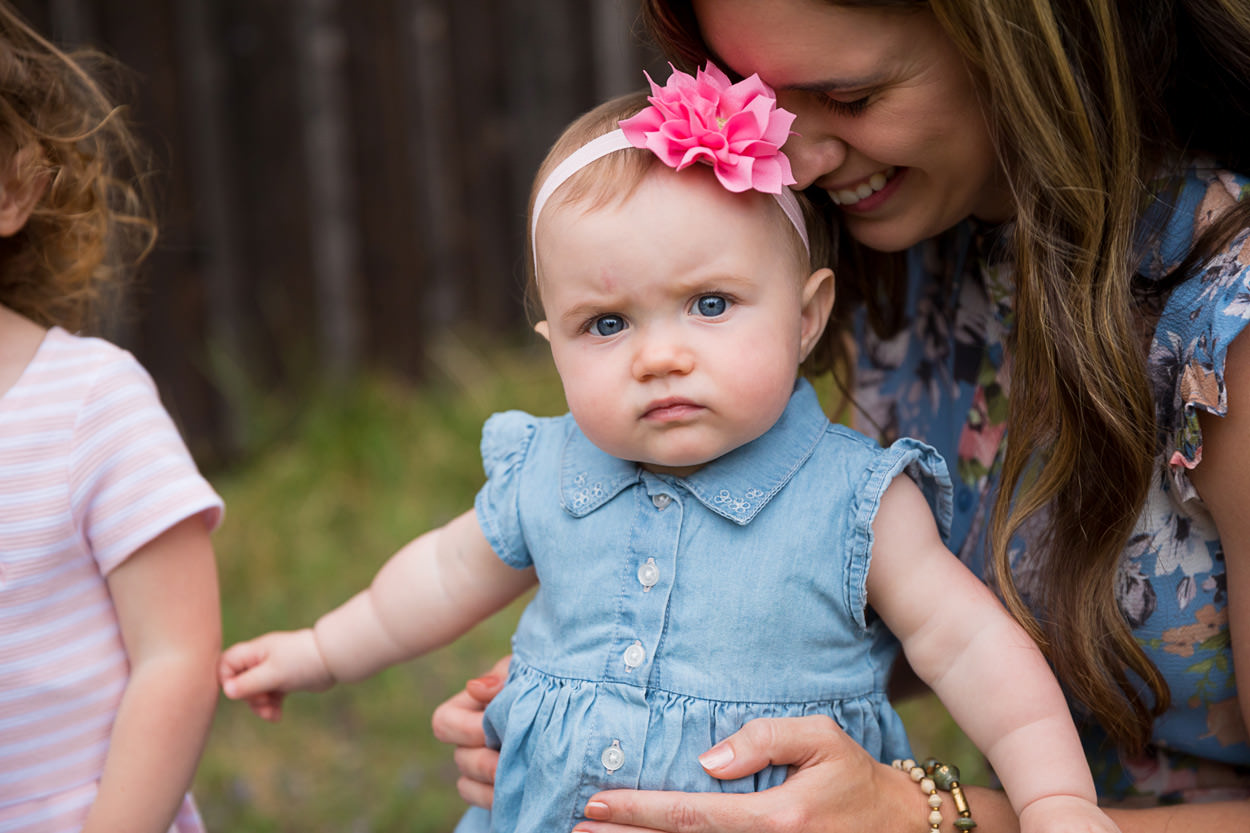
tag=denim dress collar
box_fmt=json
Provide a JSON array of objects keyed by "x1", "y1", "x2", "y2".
[{"x1": 558, "y1": 379, "x2": 829, "y2": 525}]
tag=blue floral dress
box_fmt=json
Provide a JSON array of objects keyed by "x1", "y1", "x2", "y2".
[{"x1": 852, "y1": 162, "x2": 1250, "y2": 803}]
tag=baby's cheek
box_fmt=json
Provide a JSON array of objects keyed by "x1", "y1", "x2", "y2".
[{"x1": 564, "y1": 395, "x2": 626, "y2": 456}]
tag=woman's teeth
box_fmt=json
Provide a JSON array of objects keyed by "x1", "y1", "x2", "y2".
[{"x1": 831, "y1": 167, "x2": 897, "y2": 206}]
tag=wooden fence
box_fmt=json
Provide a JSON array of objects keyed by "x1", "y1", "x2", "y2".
[{"x1": 14, "y1": 0, "x2": 664, "y2": 464}]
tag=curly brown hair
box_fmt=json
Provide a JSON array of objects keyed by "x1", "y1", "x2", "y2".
[{"x1": 0, "y1": 2, "x2": 155, "y2": 333}]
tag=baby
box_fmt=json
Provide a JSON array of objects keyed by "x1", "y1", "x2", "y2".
[{"x1": 221, "y1": 63, "x2": 1119, "y2": 833}]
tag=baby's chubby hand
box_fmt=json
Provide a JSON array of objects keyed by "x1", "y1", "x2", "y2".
[
  {"x1": 218, "y1": 629, "x2": 335, "y2": 722},
  {"x1": 1018, "y1": 794, "x2": 1121, "y2": 833}
]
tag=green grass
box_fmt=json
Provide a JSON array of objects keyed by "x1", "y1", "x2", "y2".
[{"x1": 195, "y1": 333, "x2": 983, "y2": 832}]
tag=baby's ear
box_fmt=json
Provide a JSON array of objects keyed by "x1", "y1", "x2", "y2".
[
  {"x1": 799, "y1": 267, "x2": 835, "y2": 360},
  {"x1": 0, "y1": 148, "x2": 46, "y2": 237},
  {"x1": 534, "y1": 320, "x2": 551, "y2": 342}
]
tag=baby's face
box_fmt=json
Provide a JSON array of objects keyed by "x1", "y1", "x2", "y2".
[{"x1": 533, "y1": 165, "x2": 829, "y2": 476}]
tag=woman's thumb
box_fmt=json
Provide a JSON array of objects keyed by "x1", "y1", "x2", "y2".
[{"x1": 698, "y1": 715, "x2": 845, "y2": 779}]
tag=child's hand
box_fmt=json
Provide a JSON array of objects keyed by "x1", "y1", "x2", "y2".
[
  {"x1": 218, "y1": 629, "x2": 335, "y2": 722},
  {"x1": 1018, "y1": 794, "x2": 1121, "y2": 833}
]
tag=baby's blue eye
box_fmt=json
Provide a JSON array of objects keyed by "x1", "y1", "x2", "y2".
[
  {"x1": 694, "y1": 295, "x2": 729, "y2": 317},
  {"x1": 591, "y1": 315, "x2": 626, "y2": 336}
]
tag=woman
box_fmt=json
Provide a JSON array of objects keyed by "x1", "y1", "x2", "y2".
[{"x1": 434, "y1": 1, "x2": 1250, "y2": 830}]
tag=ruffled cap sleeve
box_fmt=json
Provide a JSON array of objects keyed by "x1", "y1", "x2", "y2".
[
  {"x1": 846, "y1": 437, "x2": 954, "y2": 629},
  {"x1": 1145, "y1": 170, "x2": 1250, "y2": 503},
  {"x1": 474, "y1": 410, "x2": 540, "y2": 569}
]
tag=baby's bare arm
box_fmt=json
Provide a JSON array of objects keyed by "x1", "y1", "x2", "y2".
[
  {"x1": 314, "y1": 510, "x2": 535, "y2": 681},
  {"x1": 867, "y1": 477, "x2": 1113, "y2": 831},
  {"x1": 221, "y1": 510, "x2": 535, "y2": 714}
]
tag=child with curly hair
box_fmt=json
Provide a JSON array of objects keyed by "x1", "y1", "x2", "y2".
[{"x1": 0, "y1": 5, "x2": 223, "y2": 831}]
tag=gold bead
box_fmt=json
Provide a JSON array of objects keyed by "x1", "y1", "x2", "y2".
[{"x1": 951, "y1": 784, "x2": 970, "y2": 815}]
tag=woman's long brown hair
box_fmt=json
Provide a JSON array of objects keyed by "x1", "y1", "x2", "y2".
[{"x1": 641, "y1": 0, "x2": 1250, "y2": 755}]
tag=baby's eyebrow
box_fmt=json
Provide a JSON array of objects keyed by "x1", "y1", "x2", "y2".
[
  {"x1": 558, "y1": 300, "x2": 611, "y2": 325},
  {"x1": 674, "y1": 271, "x2": 755, "y2": 291}
]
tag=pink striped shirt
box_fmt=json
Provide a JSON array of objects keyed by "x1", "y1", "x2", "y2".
[{"x1": 0, "y1": 327, "x2": 222, "y2": 832}]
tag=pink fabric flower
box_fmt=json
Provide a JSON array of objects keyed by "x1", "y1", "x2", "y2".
[{"x1": 619, "y1": 62, "x2": 797, "y2": 194}]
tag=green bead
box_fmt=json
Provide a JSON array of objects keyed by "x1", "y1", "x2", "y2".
[
  {"x1": 954, "y1": 817, "x2": 978, "y2": 831},
  {"x1": 932, "y1": 763, "x2": 961, "y2": 791},
  {"x1": 922, "y1": 757, "x2": 942, "y2": 772}
]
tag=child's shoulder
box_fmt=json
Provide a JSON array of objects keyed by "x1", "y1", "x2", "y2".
[
  {"x1": 26, "y1": 325, "x2": 136, "y2": 366},
  {"x1": 482, "y1": 409, "x2": 574, "y2": 444},
  {"x1": 32, "y1": 327, "x2": 154, "y2": 390},
  {"x1": 480, "y1": 409, "x2": 576, "y2": 475},
  {"x1": 812, "y1": 421, "x2": 902, "y2": 469},
  {"x1": 2, "y1": 326, "x2": 163, "y2": 427},
  {"x1": 821, "y1": 421, "x2": 884, "y2": 450}
]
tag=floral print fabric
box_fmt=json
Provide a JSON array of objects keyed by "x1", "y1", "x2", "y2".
[{"x1": 851, "y1": 163, "x2": 1250, "y2": 802}]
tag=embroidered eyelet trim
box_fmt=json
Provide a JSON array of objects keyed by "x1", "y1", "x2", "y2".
[
  {"x1": 568, "y1": 471, "x2": 608, "y2": 510},
  {"x1": 711, "y1": 487, "x2": 765, "y2": 515}
]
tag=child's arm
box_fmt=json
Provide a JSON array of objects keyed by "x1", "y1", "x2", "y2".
[
  {"x1": 867, "y1": 476, "x2": 1117, "y2": 833},
  {"x1": 81, "y1": 516, "x2": 221, "y2": 833},
  {"x1": 220, "y1": 509, "x2": 536, "y2": 720}
]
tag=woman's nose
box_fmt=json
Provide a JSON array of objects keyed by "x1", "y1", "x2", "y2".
[{"x1": 780, "y1": 104, "x2": 849, "y2": 190}]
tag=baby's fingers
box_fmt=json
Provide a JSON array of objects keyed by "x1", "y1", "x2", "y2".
[
  {"x1": 220, "y1": 651, "x2": 285, "y2": 701},
  {"x1": 226, "y1": 628, "x2": 334, "y2": 697},
  {"x1": 218, "y1": 638, "x2": 268, "y2": 683},
  {"x1": 245, "y1": 690, "x2": 287, "y2": 723}
]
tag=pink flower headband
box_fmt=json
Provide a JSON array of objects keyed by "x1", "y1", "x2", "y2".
[{"x1": 531, "y1": 62, "x2": 807, "y2": 273}]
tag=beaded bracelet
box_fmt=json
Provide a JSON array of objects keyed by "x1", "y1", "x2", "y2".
[{"x1": 891, "y1": 757, "x2": 977, "y2": 832}]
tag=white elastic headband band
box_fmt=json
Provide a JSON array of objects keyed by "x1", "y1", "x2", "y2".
[{"x1": 530, "y1": 128, "x2": 809, "y2": 274}]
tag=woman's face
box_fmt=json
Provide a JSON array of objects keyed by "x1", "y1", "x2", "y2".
[{"x1": 693, "y1": 0, "x2": 1013, "y2": 252}]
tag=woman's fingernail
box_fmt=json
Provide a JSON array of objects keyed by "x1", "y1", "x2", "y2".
[
  {"x1": 584, "y1": 800, "x2": 610, "y2": 820},
  {"x1": 699, "y1": 742, "x2": 734, "y2": 770}
]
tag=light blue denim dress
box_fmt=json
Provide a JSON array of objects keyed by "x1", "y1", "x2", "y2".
[{"x1": 459, "y1": 379, "x2": 952, "y2": 832}]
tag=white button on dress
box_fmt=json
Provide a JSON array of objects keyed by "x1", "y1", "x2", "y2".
[
  {"x1": 623, "y1": 640, "x2": 645, "y2": 671},
  {"x1": 601, "y1": 739, "x2": 625, "y2": 772},
  {"x1": 637, "y1": 558, "x2": 659, "y2": 590},
  {"x1": 651, "y1": 493, "x2": 671, "y2": 510}
]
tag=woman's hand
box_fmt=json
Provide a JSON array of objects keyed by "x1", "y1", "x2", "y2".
[
  {"x1": 571, "y1": 715, "x2": 925, "y2": 833},
  {"x1": 431, "y1": 654, "x2": 511, "y2": 808}
]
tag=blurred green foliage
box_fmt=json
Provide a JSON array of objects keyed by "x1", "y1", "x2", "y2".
[{"x1": 195, "y1": 333, "x2": 984, "y2": 832}]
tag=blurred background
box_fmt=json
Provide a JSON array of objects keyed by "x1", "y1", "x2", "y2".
[
  {"x1": 10, "y1": 1, "x2": 980, "y2": 829},
  {"x1": 12, "y1": 0, "x2": 665, "y2": 467}
]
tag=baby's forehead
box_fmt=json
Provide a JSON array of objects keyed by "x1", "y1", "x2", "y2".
[{"x1": 555, "y1": 163, "x2": 784, "y2": 228}]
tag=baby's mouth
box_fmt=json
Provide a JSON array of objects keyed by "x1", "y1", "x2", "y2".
[{"x1": 829, "y1": 166, "x2": 898, "y2": 206}]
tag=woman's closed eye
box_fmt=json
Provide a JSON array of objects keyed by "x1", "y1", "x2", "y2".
[
  {"x1": 819, "y1": 94, "x2": 870, "y2": 117},
  {"x1": 691, "y1": 294, "x2": 731, "y2": 318}
]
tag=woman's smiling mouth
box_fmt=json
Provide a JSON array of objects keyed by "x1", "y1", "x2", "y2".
[{"x1": 829, "y1": 166, "x2": 899, "y2": 207}]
